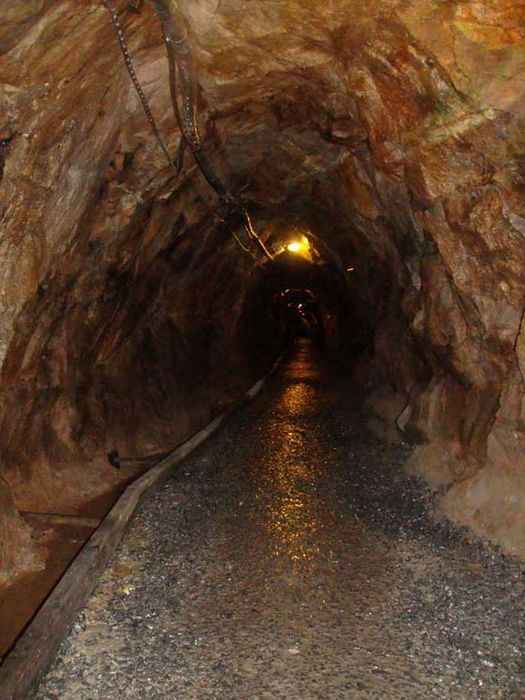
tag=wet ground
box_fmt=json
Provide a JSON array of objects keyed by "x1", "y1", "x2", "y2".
[{"x1": 37, "y1": 341, "x2": 524, "y2": 699}]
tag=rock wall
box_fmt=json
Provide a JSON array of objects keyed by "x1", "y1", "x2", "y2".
[
  {"x1": 0, "y1": 0, "x2": 266, "y2": 580},
  {"x1": 0, "y1": 0, "x2": 524, "y2": 581},
  {"x1": 183, "y1": 0, "x2": 525, "y2": 554}
]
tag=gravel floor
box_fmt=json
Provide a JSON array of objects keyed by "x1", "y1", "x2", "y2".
[{"x1": 37, "y1": 341, "x2": 524, "y2": 699}]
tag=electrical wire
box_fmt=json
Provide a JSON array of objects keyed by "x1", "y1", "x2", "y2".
[
  {"x1": 101, "y1": 0, "x2": 181, "y2": 175},
  {"x1": 151, "y1": 0, "x2": 273, "y2": 260},
  {"x1": 102, "y1": 0, "x2": 262, "y2": 259}
]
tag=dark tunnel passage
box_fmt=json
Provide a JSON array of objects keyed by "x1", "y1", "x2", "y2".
[
  {"x1": 237, "y1": 230, "x2": 366, "y2": 371},
  {"x1": 0, "y1": 0, "x2": 524, "y2": 694}
]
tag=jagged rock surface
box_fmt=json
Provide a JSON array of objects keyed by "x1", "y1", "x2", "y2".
[{"x1": 0, "y1": 0, "x2": 524, "y2": 581}]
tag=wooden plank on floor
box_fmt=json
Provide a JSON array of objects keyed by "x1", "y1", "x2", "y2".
[{"x1": 0, "y1": 358, "x2": 281, "y2": 700}]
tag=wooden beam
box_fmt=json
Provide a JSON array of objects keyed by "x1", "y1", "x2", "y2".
[{"x1": 0, "y1": 360, "x2": 280, "y2": 700}]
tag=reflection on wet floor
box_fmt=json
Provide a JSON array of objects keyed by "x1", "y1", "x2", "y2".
[
  {"x1": 36, "y1": 340, "x2": 524, "y2": 699},
  {"x1": 258, "y1": 444, "x2": 322, "y2": 565},
  {"x1": 254, "y1": 355, "x2": 326, "y2": 566}
]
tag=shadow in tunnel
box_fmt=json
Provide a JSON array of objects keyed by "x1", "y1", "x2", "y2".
[{"x1": 236, "y1": 227, "x2": 370, "y2": 375}]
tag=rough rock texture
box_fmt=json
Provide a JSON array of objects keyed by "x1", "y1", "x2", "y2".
[
  {"x1": 0, "y1": 477, "x2": 44, "y2": 585},
  {"x1": 0, "y1": 0, "x2": 524, "y2": 580}
]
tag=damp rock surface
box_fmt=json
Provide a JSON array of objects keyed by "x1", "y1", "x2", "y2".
[
  {"x1": 36, "y1": 343, "x2": 525, "y2": 700},
  {"x1": 0, "y1": 0, "x2": 524, "y2": 581}
]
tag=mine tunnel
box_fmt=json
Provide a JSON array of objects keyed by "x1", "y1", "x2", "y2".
[{"x1": 0, "y1": 1, "x2": 524, "y2": 698}]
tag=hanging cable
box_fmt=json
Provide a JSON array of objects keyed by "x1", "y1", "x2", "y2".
[
  {"x1": 102, "y1": 0, "x2": 259, "y2": 258},
  {"x1": 101, "y1": 0, "x2": 183, "y2": 175},
  {"x1": 151, "y1": 0, "x2": 273, "y2": 260}
]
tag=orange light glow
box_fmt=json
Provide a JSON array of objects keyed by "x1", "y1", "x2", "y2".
[{"x1": 286, "y1": 235, "x2": 310, "y2": 255}]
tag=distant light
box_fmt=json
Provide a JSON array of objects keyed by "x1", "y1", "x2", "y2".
[
  {"x1": 286, "y1": 236, "x2": 310, "y2": 255},
  {"x1": 346, "y1": 266, "x2": 355, "y2": 272}
]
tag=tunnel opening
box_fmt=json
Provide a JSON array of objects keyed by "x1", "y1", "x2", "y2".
[
  {"x1": 0, "y1": 0, "x2": 524, "y2": 667},
  {"x1": 236, "y1": 227, "x2": 366, "y2": 373}
]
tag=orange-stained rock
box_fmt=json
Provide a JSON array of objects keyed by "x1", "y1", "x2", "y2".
[
  {"x1": 0, "y1": 477, "x2": 44, "y2": 585},
  {"x1": 0, "y1": 0, "x2": 524, "y2": 580}
]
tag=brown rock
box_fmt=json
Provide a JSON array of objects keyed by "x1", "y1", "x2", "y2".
[{"x1": 0, "y1": 0, "x2": 524, "y2": 581}]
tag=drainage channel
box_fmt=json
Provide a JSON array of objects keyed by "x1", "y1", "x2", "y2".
[{"x1": 0, "y1": 360, "x2": 281, "y2": 699}]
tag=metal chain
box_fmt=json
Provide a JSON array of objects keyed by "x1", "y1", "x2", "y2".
[
  {"x1": 101, "y1": 0, "x2": 264, "y2": 260},
  {"x1": 101, "y1": 0, "x2": 180, "y2": 174}
]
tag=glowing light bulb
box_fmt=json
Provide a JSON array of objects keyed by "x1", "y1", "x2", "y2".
[{"x1": 287, "y1": 235, "x2": 311, "y2": 254}]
